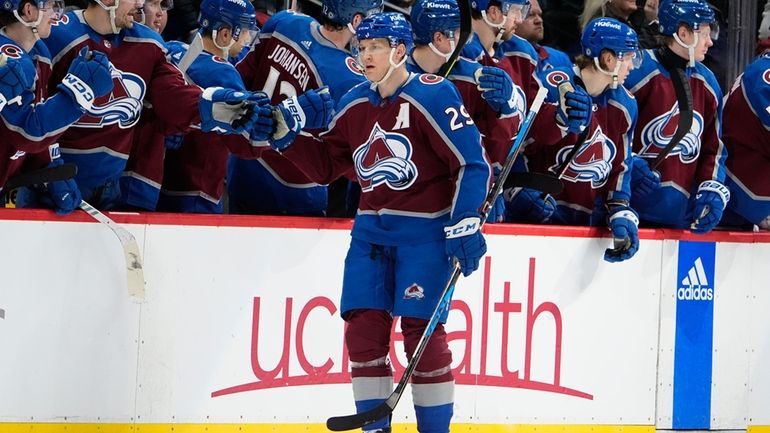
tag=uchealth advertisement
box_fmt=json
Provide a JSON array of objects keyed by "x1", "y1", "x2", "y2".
[{"x1": 0, "y1": 214, "x2": 769, "y2": 431}]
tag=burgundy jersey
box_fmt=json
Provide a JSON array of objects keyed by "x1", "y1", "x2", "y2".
[{"x1": 284, "y1": 74, "x2": 490, "y2": 245}]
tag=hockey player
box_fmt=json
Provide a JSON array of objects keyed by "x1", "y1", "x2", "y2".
[
  {"x1": 228, "y1": 0, "x2": 383, "y2": 216},
  {"x1": 133, "y1": 0, "x2": 172, "y2": 33},
  {"x1": 0, "y1": 0, "x2": 115, "y2": 214},
  {"x1": 42, "y1": 0, "x2": 268, "y2": 209},
  {"x1": 265, "y1": 13, "x2": 489, "y2": 433},
  {"x1": 408, "y1": 0, "x2": 524, "y2": 222},
  {"x1": 513, "y1": 0, "x2": 572, "y2": 82},
  {"x1": 157, "y1": 0, "x2": 278, "y2": 213},
  {"x1": 719, "y1": 48, "x2": 770, "y2": 229},
  {"x1": 519, "y1": 17, "x2": 641, "y2": 261},
  {"x1": 118, "y1": 0, "x2": 174, "y2": 211},
  {"x1": 625, "y1": 0, "x2": 727, "y2": 233}
]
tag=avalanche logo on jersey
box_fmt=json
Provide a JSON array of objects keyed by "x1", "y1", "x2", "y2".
[
  {"x1": 353, "y1": 123, "x2": 418, "y2": 193},
  {"x1": 639, "y1": 101, "x2": 704, "y2": 164},
  {"x1": 550, "y1": 125, "x2": 616, "y2": 188},
  {"x1": 75, "y1": 70, "x2": 146, "y2": 129}
]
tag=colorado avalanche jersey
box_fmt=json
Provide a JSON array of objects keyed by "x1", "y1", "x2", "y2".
[
  {"x1": 500, "y1": 34, "x2": 543, "y2": 107},
  {"x1": 462, "y1": 33, "x2": 562, "y2": 153},
  {"x1": 525, "y1": 67, "x2": 636, "y2": 225},
  {"x1": 533, "y1": 44, "x2": 573, "y2": 84},
  {"x1": 283, "y1": 74, "x2": 491, "y2": 245},
  {"x1": 624, "y1": 48, "x2": 726, "y2": 227},
  {"x1": 229, "y1": 10, "x2": 366, "y2": 215},
  {"x1": 0, "y1": 34, "x2": 84, "y2": 188},
  {"x1": 406, "y1": 56, "x2": 522, "y2": 170},
  {"x1": 722, "y1": 52, "x2": 770, "y2": 225},
  {"x1": 44, "y1": 11, "x2": 202, "y2": 205},
  {"x1": 159, "y1": 42, "x2": 262, "y2": 213}
]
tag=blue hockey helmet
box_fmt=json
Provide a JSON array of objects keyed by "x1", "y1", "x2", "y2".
[
  {"x1": 0, "y1": 0, "x2": 63, "y2": 17},
  {"x1": 321, "y1": 0, "x2": 384, "y2": 26},
  {"x1": 582, "y1": 17, "x2": 641, "y2": 67},
  {"x1": 410, "y1": 0, "x2": 460, "y2": 45},
  {"x1": 470, "y1": 0, "x2": 529, "y2": 17},
  {"x1": 198, "y1": 0, "x2": 258, "y2": 42},
  {"x1": 356, "y1": 12, "x2": 414, "y2": 52},
  {"x1": 658, "y1": 0, "x2": 717, "y2": 38}
]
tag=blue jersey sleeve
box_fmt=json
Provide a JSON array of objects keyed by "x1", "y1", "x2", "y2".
[
  {"x1": 742, "y1": 54, "x2": 770, "y2": 129},
  {"x1": 0, "y1": 51, "x2": 84, "y2": 148}
]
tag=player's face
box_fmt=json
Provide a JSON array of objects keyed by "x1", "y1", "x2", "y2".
[
  {"x1": 691, "y1": 25, "x2": 714, "y2": 61},
  {"x1": 677, "y1": 23, "x2": 714, "y2": 62},
  {"x1": 357, "y1": 38, "x2": 396, "y2": 82},
  {"x1": 615, "y1": 54, "x2": 635, "y2": 84},
  {"x1": 498, "y1": 2, "x2": 528, "y2": 41},
  {"x1": 228, "y1": 27, "x2": 254, "y2": 58},
  {"x1": 515, "y1": 0, "x2": 542, "y2": 43},
  {"x1": 114, "y1": 0, "x2": 145, "y2": 29},
  {"x1": 25, "y1": 0, "x2": 63, "y2": 38},
  {"x1": 133, "y1": 0, "x2": 166, "y2": 32}
]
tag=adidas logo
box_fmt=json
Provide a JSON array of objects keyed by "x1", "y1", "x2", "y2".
[
  {"x1": 677, "y1": 257, "x2": 713, "y2": 301},
  {"x1": 302, "y1": 40, "x2": 312, "y2": 49}
]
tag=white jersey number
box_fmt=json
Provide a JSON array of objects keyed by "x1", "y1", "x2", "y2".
[
  {"x1": 262, "y1": 66, "x2": 299, "y2": 100},
  {"x1": 445, "y1": 105, "x2": 474, "y2": 131}
]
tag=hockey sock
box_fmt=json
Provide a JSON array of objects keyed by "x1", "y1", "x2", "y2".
[
  {"x1": 346, "y1": 309, "x2": 394, "y2": 431},
  {"x1": 401, "y1": 317, "x2": 454, "y2": 433}
]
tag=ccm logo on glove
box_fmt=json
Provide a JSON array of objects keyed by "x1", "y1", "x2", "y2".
[{"x1": 444, "y1": 217, "x2": 481, "y2": 239}]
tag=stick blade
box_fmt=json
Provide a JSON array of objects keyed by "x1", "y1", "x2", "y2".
[
  {"x1": 326, "y1": 402, "x2": 393, "y2": 431},
  {"x1": 124, "y1": 240, "x2": 145, "y2": 302},
  {"x1": 503, "y1": 172, "x2": 563, "y2": 195}
]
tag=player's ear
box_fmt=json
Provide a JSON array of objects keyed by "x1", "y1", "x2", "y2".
[
  {"x1": 21, "y1": 1, "x2": 36, "y2": 20},
  {"x1": 350, "y1": 13, "x2": 363, "y2": 30},
  {"x1": 396, "y1": 42, "x2": 406, "y2": 60},
  {"x1": 432, "y1": 30, "x2": 442, "y2": 46},
  {"x1": 676, "y1": 23, "x2": 692, "y2": 43},
  {"x1": 600, "y1": 50, "x2": 615, "y2": 70},
  {"x1": 218, "y1": 26, "x2": 232, "y2": 44}
]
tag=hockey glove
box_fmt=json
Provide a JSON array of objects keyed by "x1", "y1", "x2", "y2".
[
  {"x1": 486, "y1": 194, "x2": 506, "y2": 223},
  {"x1": 630, "y1": 155, "x2": 660, "y2": 198},
  {"x1": 475, "y1": 66, "x2": 520, "y2": 117},
  {"x1": 248, "y1": 104, "x2": 277, "y2": 143},
  {"x1": 604, "y1": 201, "x2": 639, "y2": 263},
  {"x1": 503, "y1": 187, "x2": 556, "y2": 223},
  {"x1": 270, "y1": 87, "x2": 334, "y2": 151},
  {"x1": 199, "y1": 88, "x2": 265, "y2": 134},
  {"x1": 14, "y1": 160, "x2": 83, "y2": 215},
  {"x1": 486, "y1": 168, "x2": 508, "y2": 223},
  {"x1": 0, "y1": 54, "x2": 32, "y2": 111},
  {"x1": 59, "y1": 47, "x2": 115, "y2": 111},
  {"x1": 556, "y1": 82, "x2": 592, "y2": 134},
  {"x1": 690, "y1": 180, "x2": 730, "y2": 234},
  {"x1": 164, "y1": 133, "x2": 184, "y2": 150},
  {"x1": 444, "y1": 212, "x2": 487, "y2": 277}
]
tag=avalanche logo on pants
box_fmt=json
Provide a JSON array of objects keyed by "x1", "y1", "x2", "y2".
[
  {"x1": 640, "y1": 101, "x2": 704, "y2": 164},
  {"x1": 549, "y1": 125, "x2": 616, "y2": 188},
  {"x1": 353, "y1": 122, "x2": 418, "y2": 192}
]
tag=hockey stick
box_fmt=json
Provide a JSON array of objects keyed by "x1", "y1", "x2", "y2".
[
  {"x1": 436, "y1": 0, "x2": 471, "y2": 77},
  {"x1": 551, "y1": 79, "x2": 591, "y2": 179},
  {"x1": 326, "y1": 87, "x2": 548, "y2": 432},
  {"x1": 4, "y1": 162, "x2": 78, "y2": 191},
  {"x1": 650, "y1": 66, "x2": 693, "y2": 170},
  {"x1": 502, "y1": 171, "x2": 562, "y2": 195},
  {"x1": 79, "y1": 201, "x2": 145, "y2": 301}
]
